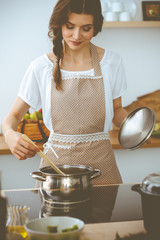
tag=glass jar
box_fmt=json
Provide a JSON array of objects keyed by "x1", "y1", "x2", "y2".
[{"x1": 6, "y1": 205, "x2": 30, "y2": 239}]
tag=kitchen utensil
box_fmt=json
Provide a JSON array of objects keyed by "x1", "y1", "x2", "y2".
[
  {"x1": 132, "y1": 172, "x2": 160, "y2": 239},
  {"x1": 118, "y1": 107, "x2": 156, "y2": 150},
  {"x1": 25, "y1": 216, "x2": 84, "y2": 240},
  {"x1": 31, "y1": 165, "x2": 101, "y2": 206},
  {"x1": 22, "y1": 134, "x2": 65, "y2": 176}
]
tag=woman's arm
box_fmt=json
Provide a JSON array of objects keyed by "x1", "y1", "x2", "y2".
[
  {"x1": 112, "y1": 97, "x2": 128, "y2": 128},
  {"x1": 113, "y1": 97, "x2": 151, "y2": 144},
  {"x1": 2, "y1": 97, "x2": 40, "y2": 160}
]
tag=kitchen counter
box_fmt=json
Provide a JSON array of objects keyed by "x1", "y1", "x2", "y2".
[
  {"x1": 0, "y1": 131, "x2": 160, "y2": 155},
  {"x1": 81, "y1": 220, "x2": 145, "y2": 240},
  {"x1": 3, "y1": 183, "x2": 147, "y2": 239}
]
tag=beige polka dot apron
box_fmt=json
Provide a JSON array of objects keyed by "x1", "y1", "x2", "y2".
[{"x1": 40, "y1": 43, "x2": 122, "y2": 185}]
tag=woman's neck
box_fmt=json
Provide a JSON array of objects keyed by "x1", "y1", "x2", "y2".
[{"x1": 61, "y1": 42, "x2": 92, "y2": 71}]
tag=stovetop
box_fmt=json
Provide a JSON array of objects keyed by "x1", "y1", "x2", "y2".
[{"x1": 4, "y1": 184, "x2": 142, "y2": 224}]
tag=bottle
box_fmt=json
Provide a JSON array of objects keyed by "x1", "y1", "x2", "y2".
[{"x1": 6, "y1": 205, "x2": 30, "y2": 239}]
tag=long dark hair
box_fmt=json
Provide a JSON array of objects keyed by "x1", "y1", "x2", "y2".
[{"x1": 48, "y1": 0, "x2": 103, "y2": 90}]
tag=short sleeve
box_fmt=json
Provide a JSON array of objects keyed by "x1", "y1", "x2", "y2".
[
  {"x1": 18, "y1": 62, "x2": 41, "y2": 110},
  {"x1": 111, "y1": 56, "x2": 127, "y2": 100}
]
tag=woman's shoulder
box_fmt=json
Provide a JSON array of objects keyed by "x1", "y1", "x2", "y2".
[
  {"x1": 47, "y1": 52, "x2": 56, "y2": 63},
  {"x1": 27, "y1": 54, "x2": 54, "y2": 74},
  {"x1": 96, "y1": 46, "x2": 105, "y2": 61},
  {"x1": 94, "y1": 45, "x2": 122, "y2": 66},
  {"x1": 101, "y1": 48, "x2": 122, "y2": 66}
]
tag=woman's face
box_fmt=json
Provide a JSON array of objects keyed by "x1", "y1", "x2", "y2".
[{"x1": 61, "y1": 13, "x2": 94, "y2": 51}]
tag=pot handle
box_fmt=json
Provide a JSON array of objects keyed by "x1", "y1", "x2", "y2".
[
  {"x1": 131, "y1": 184, "x2": 141, "y2": 193},
  {"x1": 90, "y1": 169, "x2": 101, "y2": 180},
  {"x1": 31, "y1": 171, "x2": 46, "y2": 181}
]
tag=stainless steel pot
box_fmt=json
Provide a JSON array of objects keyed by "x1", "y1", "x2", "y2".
[
  {"x1": 132, "y1": 172, "x2": 160, "y2": 239},
  {"x1": 31, "y1": 164, "x2": 101, "y2": 206}
]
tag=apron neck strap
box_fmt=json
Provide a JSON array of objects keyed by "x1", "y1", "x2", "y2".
[{"x1": 90, "y1": 42, "x2": 102, "y2": 76}]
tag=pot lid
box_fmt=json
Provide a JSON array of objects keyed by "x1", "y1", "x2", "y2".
[
  {"x1": 141, "y1": 172, "x2": 160, "y2": 195},
  {"x1": 118, "y1": 107, "x2": 156, "y2": 150}
]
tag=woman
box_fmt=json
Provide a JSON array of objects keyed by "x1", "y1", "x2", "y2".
[{"x1": 2, "y1": 0, "x2": 128, "y2": 185}]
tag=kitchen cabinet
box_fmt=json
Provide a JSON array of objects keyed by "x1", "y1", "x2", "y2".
[{"x1": 103, "y1": 21, "x2": 160, "y2": 28}]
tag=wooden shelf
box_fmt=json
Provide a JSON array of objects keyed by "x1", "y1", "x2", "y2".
[{"x1": 103, "y1": 21, "x2": 160, "y2": 28}]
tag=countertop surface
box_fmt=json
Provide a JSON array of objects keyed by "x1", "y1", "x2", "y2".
[
  {"x1": 1, "y1": 131, "x2": 160, "y2": 155},
  {"x1": 80, "y1": 220, "x2": 146, "y2": 240},
  {"x1": 4, "y1": 184, "x2": 147, "y2": 239}
]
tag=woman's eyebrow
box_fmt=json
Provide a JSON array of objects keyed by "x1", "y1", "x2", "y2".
[
  {"x1": 66, "y1": 21, "x2": 74, "y2": 25},
  {"x1": 83, "y1": 24, "x2": 93, "y2": 27},
  {"x1": 66, "y1": 21, "x2": 93, "y2": 27}
]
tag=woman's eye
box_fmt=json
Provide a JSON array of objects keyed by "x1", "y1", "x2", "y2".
[
  {"x1": 66, "y1": 23, "x2": 73, "y2": 29},
  {"x1": 82, "y1": 26, "x2": 92, "y2": 32}
]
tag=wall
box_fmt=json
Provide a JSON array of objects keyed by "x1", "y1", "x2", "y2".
[
  {"x1": 1, "y1": 148, "x2": 160, "y2": 190},
  {"x1": 1, "y1": 0, "x2": 160, "y2": 124},
  {"x1": 0, "y1": 0, "x2": 160, "y2": 189}
]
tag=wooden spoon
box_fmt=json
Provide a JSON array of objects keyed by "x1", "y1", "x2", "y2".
[{"x1": 22, "y1": 134, "x2": 65, "y2": 176}]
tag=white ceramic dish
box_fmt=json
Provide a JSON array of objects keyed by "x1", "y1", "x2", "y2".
[
  {"x1": 25, "y1": 216, "x2": 84, "y2": 240},
  {"x1": 119, "y1": 11, "x2": 131, "y2": 21},
  {"x1": 123, "y1": 0, "x2": 137, "y2": 19}
]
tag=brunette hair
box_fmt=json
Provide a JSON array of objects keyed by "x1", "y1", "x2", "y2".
[{"x1": 48, "y1": 0, "x2": 103, "y2": 90}]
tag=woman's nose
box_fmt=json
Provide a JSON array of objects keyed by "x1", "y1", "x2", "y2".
[{"x1": 73, "y1": 28, "x2": 80, "y2": 40}]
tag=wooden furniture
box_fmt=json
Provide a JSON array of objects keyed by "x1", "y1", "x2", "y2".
[
  {"x1": 113, "y1": 90, "x2": 160, "y2": 132},
  {"x1": 124, "y1": 90, "x2": 160, "y2": 123},
  {"x1": 103, "y1": 21, "x2": 160, "y2": 28},
  {"x1": 81, "y1": 220, "x2": 145, "y2": 240}
]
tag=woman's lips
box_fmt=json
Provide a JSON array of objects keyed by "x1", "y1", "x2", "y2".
[{"x1": 70, "y1": 41, "x2": 82, "y2": 45}]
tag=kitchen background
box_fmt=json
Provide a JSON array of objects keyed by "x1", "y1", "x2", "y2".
[{"x1": 0, "y1": 0, "x2": 160, "y2": 189}]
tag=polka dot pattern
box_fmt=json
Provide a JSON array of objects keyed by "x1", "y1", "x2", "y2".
[
  {"x1": 40, "y1": 140, "x2": 122, "y2": 185},
  {"x1": 39, "y1": 43, "x2": 122, "y2": 186}
]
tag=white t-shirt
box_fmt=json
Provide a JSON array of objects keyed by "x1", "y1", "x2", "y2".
[{"x1": 18, "y1": 48, "x2": 127, "y2": 133}]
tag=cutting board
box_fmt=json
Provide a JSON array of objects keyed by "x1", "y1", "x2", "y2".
[
  {"x1": 81, "y1": 220, "x2": 146, "y2": 240},
  {"x1": 113, "y1": 90, "x2": 160, "y2": 130},
  {"x1": 124, "y1": 90, "x2": 160, "y2": 123}
]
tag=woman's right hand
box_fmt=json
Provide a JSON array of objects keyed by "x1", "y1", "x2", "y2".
[
  {"x1": 5, "y1": 130, "x2": 40, "y2": 160},
  {"x1": 2, "y1": 97, "x2": 40, "y2": 160}
]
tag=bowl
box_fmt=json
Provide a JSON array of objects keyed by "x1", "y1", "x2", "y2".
[
  {"x1": 118, "y1": 107, "x2": 156, "y2": 150},
  {"x1": 25, "y1": 216, "x2": 84, "y2": 240}
]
